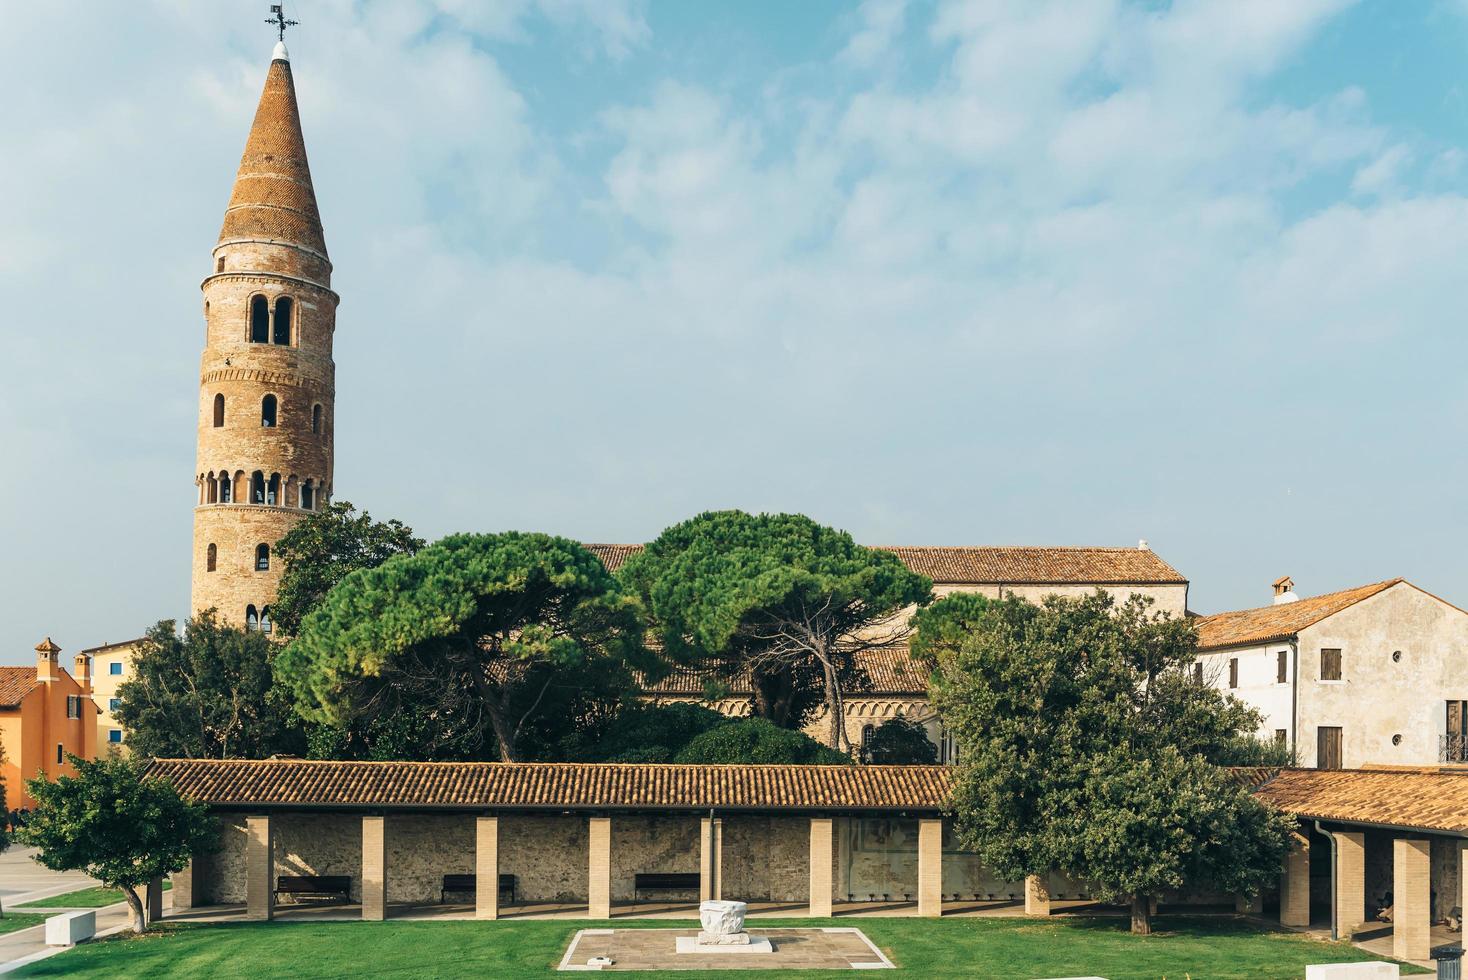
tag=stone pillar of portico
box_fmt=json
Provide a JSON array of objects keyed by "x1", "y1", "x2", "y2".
[
  {"x1": 1280, "y1": 832, "x2": 1310, "y2": 927},
  {"x1": 1393, "y1": 838, "x2": 1430, "y2": 962},
  {"x1": 246, "y1": 815, "x2": 274, "y2": 921},
  {"x1": 809, "y1": 817, "x2": 834, "y2": 917},
  {"x1": 699, "y1": 816, "x2": 723, "y2": 903},
  {"x1": 172, "y1": 857, "x2": 198, "y2": 913},
  {"x1": 476, "y1": 815, "x2": 500, "y2": 920},
  {"x1": 1335, "y1": 831, "x2": 1367, "y2": 938},
  {"x1": 1025, "y1": 875, "x2": 1050, "y2": 916},
  {"x1": 589, "y1": 816, "x2": 612, "y2": 919},
  {"x1": 1460, "y1": 841, "x2": 1468, "y2": 939},
  {"x1": 146, "y1": 876, "x2": 164, "y2": 923},
  {"x1": 362, "y1": 815, "x2": 388, "y2": 921},
  {"x1": 917, "y1": 818, "x2": 943, "y2": 917}
]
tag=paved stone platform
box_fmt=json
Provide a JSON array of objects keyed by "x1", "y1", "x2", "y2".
[{"x1": 559, "y1": 927, "x2": 895, "y2": 971}]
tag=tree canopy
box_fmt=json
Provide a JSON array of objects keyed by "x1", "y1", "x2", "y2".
[
  {"x1": 619, "y1": 510, "x2": 932, "y2": 752},
  {"x1": 114, "y1": 613, "x2": 303, "y2": 759},
  {"x1": 673, "y1": 717, "x2": 851, "y2": 765},
  {"x1": 277, "y1": 532, "x2": 659, "y2": 762},
  {"x1": 20, "y1": 755, "x2": 215, "y2": 933},
  {"x1": 861, "y1": 716, "x2": 939, "y2": 765},
  {"x1": 916, "y1": 590, "x2": 1294, "y2": 934},
  {"x1": 271, "y1": 501, "x2": 424, "y2": 636}
]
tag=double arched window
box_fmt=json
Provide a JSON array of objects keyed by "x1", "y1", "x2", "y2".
[
  {"x1": 245, "y1": 605, "x2": 259, "y2": 631},
  {"x1": 273, "y1": 297, "x2": 293, "y2": 345},
  {"x1": 247, "y1": 295, "x2": 295, "y2": 346},
  {"x1": 250, "y1": 296, "x2": 270, "y2": 344},
  {"x1": 260, "y1": 606, "x2": 273, "y2": 634},
  {"x1": 261, "y1": 394, "x2": 277, "y2": 427}
]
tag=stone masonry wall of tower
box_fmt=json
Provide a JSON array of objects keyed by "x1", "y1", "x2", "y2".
[{"x1": 191, "y1": 48, "x2": 337, "y2": 630}]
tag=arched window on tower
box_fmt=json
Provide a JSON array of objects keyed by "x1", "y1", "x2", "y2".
[
  {"x1": 260, "y1": 606, "x2": 272, "y2": 634},
  {"x1": 311, "y1": 404, "x2": 322, "y2": 434},
  {"x1": 206, "y1": 543, "x2": 217, "y2": 572},
  {"x1": 219, "y1": 472, "x2": 232, "y2": 503},
  {"x1": 301, "y1": 479, "x2": 314, "y2": 511},
  {"x1": 245, "y1": 605, "x2": 259, "y2": 631},
  {"x1": 859, "y1": 724, "x2": 876, "y2": 764},
  {"x1": 213, "y1": 394, "x2": 225, "y2": 428},
  {"x1": 250, "y1": 470, "x2": 266, "y2": 504},
  {"x1": 255, "y1": 544, "x2": 270, "y2": 571},
  {"x1": 273, "y1": 297, "x2": 293, "y2": 345},
  {"x1": 249, "y1": 295, "x2": 269, "y2": 343},
  {"x1": 267, "y1": 473, "x2": 280, "y2": 506},
  {"x1": 261, "y1": 394, "x2": 277, "y2": 428}
]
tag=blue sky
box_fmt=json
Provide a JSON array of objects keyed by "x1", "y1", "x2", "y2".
[{"x1": 2, "y1": 0, "x2": 1467, "y2": 664}]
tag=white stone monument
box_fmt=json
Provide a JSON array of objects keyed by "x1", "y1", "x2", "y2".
[{"x1": 675, "y1": 900, "x2": 775, "y2": 955}]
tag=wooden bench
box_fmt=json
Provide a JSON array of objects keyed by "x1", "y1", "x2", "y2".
[
  {"x1": 275, "y1": 875, "x2": 352, "y2": 903},
  {"x1": 440, "y1": 873, "x2": 517, "y2": 905},
  {"x1": 633, "y1": 872, "x2": 700, "y2": 902}
]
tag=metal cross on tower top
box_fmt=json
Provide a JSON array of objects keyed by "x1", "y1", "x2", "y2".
[{"x1": 267, "y1": 4, "x2": 299, "y2": 42}]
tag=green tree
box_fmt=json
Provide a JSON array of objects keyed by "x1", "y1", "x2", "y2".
[
  {"x1": 917, "y1": 590, "x2": 1294, "y2": 935},
  {"x1": 19, "y1": 755, "x2": 215, "y2": 934},
  {"x1": 271, "y1": 501, "x2": 424, "y2": 637},
  {"x1": 620, "y1": 511, "x2": 933, "y2": 753},
  {"x1": 278, "y1": 532, "x2": 658, "y2": 763},
  {"x1": 115, "y1": 613, "x2": 303, "y2": 759},
  {"x1": 673, "y1": 717, "x2": 851, "y2": 765},
  {"x1": 862, "y1": 716, "x2": 938, "y2": 764}
]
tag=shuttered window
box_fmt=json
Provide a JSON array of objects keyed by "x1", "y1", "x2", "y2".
[
  {"x1": 1228, "y1": 658, "x2": 1239, "y2": 689},
  {"x1": 1276, "y1": 650, "x2": 1288, "y2": 683},
  {"x1": 1321, "y1": 648, "x2": 1342, "y2": 681},
  {"x1": 1317, "y1": 726, "x2": 1343, "y2": 770}
]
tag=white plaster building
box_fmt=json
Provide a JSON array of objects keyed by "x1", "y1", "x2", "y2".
[{"x1": 1195, "y1": 577, "x2": 1468, "y2": 769}]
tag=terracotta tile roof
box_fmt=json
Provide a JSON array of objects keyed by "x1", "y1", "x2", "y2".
[
  {"x1": 646, "y1": 647, "x2": 929, "y2": 697},
  {"x1": 147, "y1": 759, "x2": 952, "y2": 813},
  {"x1": 0, "y1": 667, "x2": 39, "y2": 709},
  {"x1": 1254, "y1": 767, "x2": 1468, "y2": 834},
  {"x1": 219, "y1": 58, "x2": 326, "y2": 255},
  {"x1": 586, "y1": 543, "x2": 1186, "y2": 586},
  {"x1": 1194, "y1": 579, "x2": 1402, "y2": 651}
]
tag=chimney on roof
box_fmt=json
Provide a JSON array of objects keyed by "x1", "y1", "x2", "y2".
[
  {"x1": 1138, "y1": 539, "x2": 1150, "y2": 551},
  {"x1": 1273, "y1": 576, "x2": 1298, "y2": 605},
  {"x1": 35, "y1": 637, "x2": 60, "y2": 683},
  {"x1": 74, "y1": 653, "x2": 92, "y2": 696}
]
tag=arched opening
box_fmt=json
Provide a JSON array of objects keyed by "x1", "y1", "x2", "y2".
[
  {"x1": 860, "y1": 724, "x2": 876, "y2": 764},
  {"x1": 273, "y1": 296, "x2": 293, "y2": 345},
  {"x1": 249, "y1": 295, "x2": 270, "y2": 343},
  {"x1": 250, "y1": 470, "x2": 266, "y2": 504},
  {"x1": 218, "y1": 471, "x2": 232, "y2": 503},
  {"x1": 261, "y1": 394, "x2": 277, "y2": 428},
  {"x1": 213, "y1": 393, "x2": 225, "y2": 427},
  {"x1": 267, "y1": 472, "x2": 280, "y2": 506},
  {"x1": 255, "y1": 543, "x2": 270, "y2": 571},
  {"x1": 260, "y1": 606, "x2": 273, "y2": 634},
  {"x1": 301, "y1": 479, "x2": 314, "y2": 511},
  {"x1": 207, "y1": 543, "x2": 217, "y2": 572},
  {"x1": 245, "y1": 605, "x2": 259, "y2": 631},
  {"x1": 311, "y1": 404, "x2": 322, "y2": 434}
]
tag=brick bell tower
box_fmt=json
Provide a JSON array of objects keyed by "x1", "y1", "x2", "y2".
[{"x1": 192, "y1": 35, "x2": 336, "y2": 633}]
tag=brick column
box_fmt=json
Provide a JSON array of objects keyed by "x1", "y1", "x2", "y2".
[
  {"x1": 1460, "y1": 841, "x2": 1468, "y2": 942},
  {"x1": 1393, "y1": 837, "x2": 1430, "y2": 962},
  {"x1": 1280, "y1": 832, "x2": 1310, "y2": 927},
  {"x1": 146, "y1": 877, "x2": 164, "y2": 923},
  {"x1": 476, "y1": 815, "x2": 499, "y2": 920},
  {"x1": 699, "y1": 817, "x2": 723, "y2": 902},
  {"x1": 246, "y1": 815, "x2": 274, "y2": 921},
  {"x1": 362, "y1": 815, "x2": 387, "y2": 921},
  {"x1": 1335, "y1": 831, "x2": 1366, "y2": 938},
  {"x1": 588, "y1": 816, "x2": 612, "y2": 919},
  {"x1": 172, "y1": 858, "x2": 197, "y2": 913},
  {"x1": 917, "y1": 818, "x2": 943, "y2": 917},
  {"x1": 1025, "y1": 875, "x2": 1050, "y2": 916},
  {"x1": 809, "y1": 818, "x2": 834, "y2": 917}
]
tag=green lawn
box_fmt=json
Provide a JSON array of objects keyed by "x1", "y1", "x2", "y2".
[
  {"x1": 11, "y1": 915, "x2": 1425, "y2": 979},
  {"x1": 15, "y1": 882, "x2": 171, "y2": 910},
  {"x1": 0, "y1": 913, "x2": 49, "y2": 937}
]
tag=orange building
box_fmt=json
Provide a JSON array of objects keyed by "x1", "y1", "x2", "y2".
[{"x1": 0, "y1": 639, "x2": 98, "y2": 810}]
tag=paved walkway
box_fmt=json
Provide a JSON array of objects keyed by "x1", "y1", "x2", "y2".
[{"x1": 0, "y1": 847, "x2": 95, "y2": 909}]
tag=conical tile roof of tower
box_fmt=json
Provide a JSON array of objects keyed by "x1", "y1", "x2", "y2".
[{"x1": 218, "y1": 52, "x2": 327, "y2": 256}]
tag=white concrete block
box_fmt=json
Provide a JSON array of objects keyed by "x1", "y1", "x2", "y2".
[
  {"x1": 45, "y1": 910, "x2": 96, "y2": 947},
  {"x1": 1304, "y1": 963, "x2": 1399, "y2": 980}
]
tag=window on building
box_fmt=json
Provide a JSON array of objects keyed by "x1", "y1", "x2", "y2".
[
  {"x1": 250, "y1": 295, "x2": 270, "y2": 343},
  {"x1": 108, "y1": 729, "x2": 123, "y2": 744},
  {"x1": 216, "y1": 257, "x2": 225, "y2": 273},
  {"x1": 939, "y1": 727, "x2": 960, "y2": 766},
  {"x1": 261, "y1": 394, "x2": 277, "y2": 428},
  {"x1": 1276, "y1": 650, "x2": 1288, "y2": 683},
  {"x1": 251, "y1": 470, "x2": 266, "y2": 504},
  {"x1": 213, "y1": 393, "x2": 225, "y2": 427},
  {"x1": 1192, "y1": 662, "x2": 1204, "y2": 685},
  {"x1": 109, "y1": 661, "x2": 123, "y2": 676},
  {"x1": 311, "y1": 404, "x2": 322, "y2": 434},
  {"x1": 1445, "y1": 702, "x2": 1468, "y2": 763},
  {"x1": 246, "y1": 605, "x2": 259, "y2": 631},
  {"x1": 109, "y1": 697, "x2": 121, "y2": 712},
  {"x1": 260, "y1": 606, "x2": 272, "y2": 634},
  {"x1": 1321, "y1": 648, "x2": 1342, "y2": 681},
  {"x1": 859, "y1": 724, "x2": 875, "y2": 763},
  {"x1": 66, "y1": 695, "x2": 81, "y2": 719},
  {"x1": 206, "y1": 543, "x2": 217, "y2": 572},
  {"x1": 1317, "y1": 726, "x2": 1343, "y2": 770},
  {"x1": 301, "y1": 479, "x2": 314, "y2": 511},
  {"x1": 1228, "y1": 658, "x2": 1239, "y2": 689},
  {"x1": 273, "y1": 296, "x2": 293, "y2": 345},
  {"x1": 255, "y1": 544, "x2": 270, "y2": 571},
  {"x1": 220, "y1": 474, "x2": 232, "y2": 503},
  {"x1": 57, "y1": 743, "x2": 64, "y2": 764},
  {"x1": 267, "y1": 472, "x2": 280, "y2": 506}
]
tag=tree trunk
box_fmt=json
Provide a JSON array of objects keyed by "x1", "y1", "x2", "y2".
[
  {"x1": 819, "y1": 656, "x2": 844, "y2": 752},
  {"x1": 484, "y1": 698, "x2": 519, "y2": 763},
  {"x1": 123, "y1": 887, "x2": 147, "y2": 934},
  {"x1": 1130, "y1": 894, "x2": 1152, "y2": 936}
]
